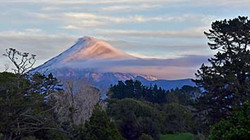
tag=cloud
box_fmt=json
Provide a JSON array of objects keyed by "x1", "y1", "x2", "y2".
[
  {"x1": 41, "y1": 6, "x2": 62, "y2": 11},
  {"x1": 105, "y1": 66, "x2": 197, "y2": 79},
  {"x1": 61, "y1": 20, "x2": 106, "y2": 29},
  {"x1": 29, "y1": 13, "x2": 55, "y2": 19},
  {"x1": 191, "y1": 0, "x2": 250, "y2": 7},
  {"x1": 101, "y1": 4, "x2": 162, "y2": 11},
  {"x1": 31, "y1": 11, "x2": 203, "y2": 23},
  {"x1": 23, "y1": 28, "x2": 43, "y2": 33},
  {"x1": 96, "y1": 27, "x2": 206, "y2": 38},
  {"x1": 61, "y1": 25, "x2": 81, "y2": 30},
  {"x1": 63, "y1": 12, "x2": 194, "y2": 23},
  {"x1": 127, "y1": 53, "x2": 164, "y2": 59},
  {"x1": 108, "y1": 39, "x2": 213, "y2": 60},
  {"x1": 57, "y1": 55, "x2": 208, "y2": 79},
  {"x1": 3, "y1": 0, "x2": 186, "y2": 4},
  {"x1": 4, "y1": 0, "x2": 250, "y2": 7},
  {"x1": 65, "y1": 55, "x2": 207, "y2": 67},
  {"x1": 29, "y1": 11, "x2": 212, "y2": 31}
]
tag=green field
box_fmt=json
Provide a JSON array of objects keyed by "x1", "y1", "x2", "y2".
[{"x1": 160, "y1": 133, "x2": 195, "y2": 140}]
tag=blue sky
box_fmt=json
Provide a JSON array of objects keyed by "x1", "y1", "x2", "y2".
[{"x1": 0, "y1": 0, "x2": 249, "y2": 79}]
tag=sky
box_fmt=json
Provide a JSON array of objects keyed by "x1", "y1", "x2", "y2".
[{"x1": 0, "y1": 0, "x2": 249, "y2": 79}]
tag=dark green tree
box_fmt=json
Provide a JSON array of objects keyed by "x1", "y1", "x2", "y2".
[
  {"x1": 81, "y1": 105, "x2": 124, "y2": 140},
  {"x1": 194, "y1": 16, "x2": 250, "y2": 123},
  {"x1": 209, "y1": 104, "x2": 250, "y2": 140},
  {"x1": 0, "y1": 48, "x2": 64, "y2": 140},
  {"x1": 109, "y1": 80, "x2": 168, "y2": 104},
  {"x1": 0, "y1": 71, "x2": 64, "y2": 140}
]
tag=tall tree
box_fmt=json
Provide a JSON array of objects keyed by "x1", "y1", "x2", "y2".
[
  {"x1": 194, "y1": 16, "x2": 250, "y2": 123},
  {"x1": 0, "y1": 49, "x2": 63, "y2": 140}
]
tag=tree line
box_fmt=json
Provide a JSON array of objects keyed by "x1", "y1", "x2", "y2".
[{"x1": 108, "y1": 80, "x2": 200, "y2": 104}]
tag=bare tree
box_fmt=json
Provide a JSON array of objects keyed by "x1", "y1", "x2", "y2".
[
  {"x1": 3, "y1": 48, "x2": 36, "y2": 74},
  {"x1": 53, "y1": 79, "x2": 100, "y2": 125}
]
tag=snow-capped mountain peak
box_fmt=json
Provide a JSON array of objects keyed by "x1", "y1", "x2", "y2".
[
  {"x1": 31, "y1": 36, "x2": 135, "y2": 72},
  {"x1": 63, "y1": 36, "x2": 135, "y2": 62}
]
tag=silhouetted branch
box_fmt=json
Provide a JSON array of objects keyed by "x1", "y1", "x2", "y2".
[{"x1": 3, "y1": 48, "x2": 36, "y2": 74}]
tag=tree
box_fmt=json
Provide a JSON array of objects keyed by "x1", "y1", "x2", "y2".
[
  {"x1": 80, "y1": 105, "x2": 124, "y2": 140},
  {"x1": 107, "y1": 98, "x2": 164, "y2": 139},
  {"x1": 0, "y1": 72, "x2": 64, "y2": 140},
  {"x1": 3, "y1": 48, "x2": 36, "y2": 75},
  {"x1": 0, "y1": 49, "x2": 63, "y2": 140},
  {"x1": 109, "y1": 80, "x2": 168, "y2": 104},
  {"x1": 209, "y1": 104, "x2": 250, "y2": 140},
  {"x1": 50, "y1": 79, "x2": 100, "y2": 138},
  {"x1": 194, "y1": 16, "x2": 250, "y2": 123}
]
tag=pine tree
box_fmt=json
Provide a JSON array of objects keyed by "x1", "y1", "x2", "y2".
[{"x1": 194, "y1": 16, "x2": 250, "y2": 123}]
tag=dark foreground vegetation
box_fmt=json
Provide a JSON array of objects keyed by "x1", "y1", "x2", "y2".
[{"x1": 0, "y1": 16, "x2": 250, "y2": 140}]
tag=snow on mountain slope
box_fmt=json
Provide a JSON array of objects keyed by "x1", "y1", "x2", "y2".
[
  {"x1": 63, "y1": 36, "x2": 135, "y2": 62},
  {"x1": 31, "y1": 36, "x2": 135, "y2": 73},
  {"x1": 30, "y1": 36, "x2": 195, "y2": 92}
]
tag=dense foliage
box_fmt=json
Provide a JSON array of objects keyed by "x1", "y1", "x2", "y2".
[
  {"x1": 107, "y1": 98, "x2": 198, "y2": 140},
  {"x1": 109, "y1": 80, "x2": 167, "y2": 104},
  {"x1": 209, "y1": 104, "x2": 250, "y2": 140},
  {"x1": 107, "y1": 98, "x2": 162, "y2": 140},
  {"x1": 0, "y1": 72, "x2": 62, "y2": 140},
  {"x1": 109, "y1": 80, "x2": 200, "y2": 105},
  {"x1": 75, "y1": 105, "x2": 124, "y2": 140},
  {"x1": 194, "y1": 16, "x2": 250, "y2": 123}
]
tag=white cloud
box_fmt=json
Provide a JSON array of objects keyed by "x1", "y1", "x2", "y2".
[
  {"x1": 2, "y1": 0, "x2": 185, "y2": 4},
  {"x1": 41, "y1": 6, "x2": 61, "y2": 11},
  {"x1": 61, "y1": 25, "x2": 81, "y2": 30},
  {"x1": 29, "y1": 12, "x2": 55, "y2": 19},
  {"x1": 30, "y1": 11, "x2": 213, "y2": 30},
  {"x1": 24, "y1": 28, "x2": 43, "y2": 33},
  {"x1": 96, "y1": 27, "x2": 207, "y2": 38},
  {"x1": 64, "y1": 12, "x2": 190, "y2": 23},
  {"x1": 127, "y1": 53, "x2": 164, "y2": 59},
  {"x1": 62, "y1": 20, "x2": 106, "y2": 29},
  {"x1": 101, "y1": 4, "x2": 162, "y2": 11},
  {"x1": 64, "y1": 13, "x2": 98, "y2": 19}
]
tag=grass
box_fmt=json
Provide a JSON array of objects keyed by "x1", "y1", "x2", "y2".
[{"x1": 160, "y1": 132, "x2": 195, "y2": 140}]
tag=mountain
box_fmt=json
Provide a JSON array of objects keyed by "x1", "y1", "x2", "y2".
[
  {"x1": 30, "y1": 36, "x2": 195, "y2": 94},
  {"x1": 32, "y1": 36, "x2": 135, "y2": 72}
]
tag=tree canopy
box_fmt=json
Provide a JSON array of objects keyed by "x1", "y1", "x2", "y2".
[{"x1": 194, "y1": 16, "x2": 250, "y2": 123}]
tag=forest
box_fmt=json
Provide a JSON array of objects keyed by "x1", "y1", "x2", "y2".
[{"x1": 0, "y1": 16, "x2": 250, "y2": 140}]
